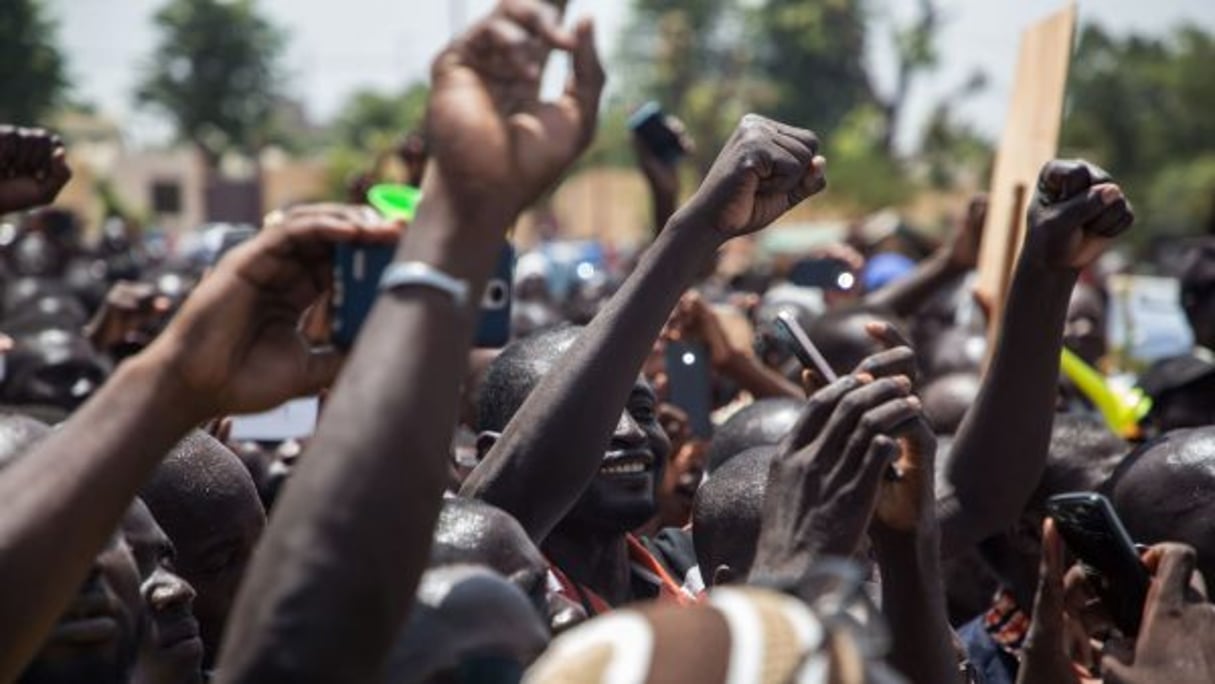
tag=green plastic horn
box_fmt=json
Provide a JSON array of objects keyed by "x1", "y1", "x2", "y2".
[
  {"x1": 1059, "y1": 347, "x2": 1152, "y2": 439},
  {"x1": 367, "y1": 184, "x2": 423, "y2": 222}
]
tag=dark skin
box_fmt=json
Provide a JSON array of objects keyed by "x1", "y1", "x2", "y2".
[
  {"x1": 1102, "y1": 544, "x2": 1215, "y2": 684},
  {"x1": 1065, "y1": 283, "x2": 1107, "y2": 367},
  {"x1": 937, "y1": 159, "x2": 1134, "y2": 558},
  {"x1": 632, "y1": 113, "x2": 693, "y2": 235},
  {"x1": 665, "y1": 291, "x2": 803, "y2": 399},
  {"x1": 0, "y1": 204, "x2": 399, "y2": 680},
  {"x1": 1020, "y1": 535, "x2": 1215, "y2": 684},
  {"x1": 0, "y1": 125, "x2": 72, "y2": 214},
  {"x1": 519, "y1": 377, "x2": 671, "y2": 606},
  {"x1": 750, "y1": 331, "x2": 959, "y2": 684},
  {"x1": 219, "y1": 1, "x2": 604, "y2": 679},
  {"x1": 142, "y1": 441, "x2": 265, "y2": 671},
  {"x1": 20, "y1": 532, "x2": 144, "y2": 684},
  {"x1": 462, "y1": 113, "x2": 827, "y2": 606},
  {"x1": 124, "y1": 500, "x2": 203, "y2": 684},
  {"x1": 863, "y1": 193, "x2": 986, "y2": 318}
]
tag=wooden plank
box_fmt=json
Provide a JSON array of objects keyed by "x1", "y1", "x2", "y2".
[{"x1": 976, "y1": 3, "x2": 1078, "y2": 333}]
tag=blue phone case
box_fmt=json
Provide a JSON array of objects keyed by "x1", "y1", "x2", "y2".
[{"x1": 332, "y1": 242, "x2": 515, "y2": 349}]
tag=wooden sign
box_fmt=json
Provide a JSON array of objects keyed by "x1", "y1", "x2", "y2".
[{"x1": 976, "y1": 3, "x2": 1078, "y2": 330}]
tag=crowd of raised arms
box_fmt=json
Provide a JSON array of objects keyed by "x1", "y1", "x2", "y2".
[{"x1": 2, "y1": 1, "x2": 1215, "y2": 683}]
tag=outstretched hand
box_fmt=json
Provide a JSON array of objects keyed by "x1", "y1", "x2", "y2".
[
  {"x1": 751, "y1": 370, "x2": 918, "y2": 580},
  {"x1": 1023, "y1": 159, "x2": 1134, "y2": 271},
  {"x1": 0, "y1": 126, "x2": 71, "y2": 214},
  {"x1": 427, "y1": 0, "x2": 605, "y2": 221},
  {"x1": 680, "y1": 114, "x2": 826, "y2": 238},
  {"x1": 147, "y1": 204, "x2": 400, "y2": 418}
]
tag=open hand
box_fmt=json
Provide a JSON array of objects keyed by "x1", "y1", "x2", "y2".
[
  {"x1": 427, "y1": 0, "x2": 604, "y2": 221},
  {"x1": 0, "y1": 126, "x2": 71, "y2": 214},
  {"x1": 681, "y1": 114, "x2": 826, "y2": 238},
  {"x1": 854, "y1": 322, "x2": 937, "y2": 535},
  {"x1": 1023, "y1": 159, "x2": 1134, "y2": 271},
  {"x1": 751, "y1": 371, "x2": 918, "y2": 581},
  {"x1": 147, "y1": 204, "x2": 400, "y2": 417}
]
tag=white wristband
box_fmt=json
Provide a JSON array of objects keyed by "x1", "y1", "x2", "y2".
[{"x1": 378, "y1": 261, "x2": 470, "y2": 307}]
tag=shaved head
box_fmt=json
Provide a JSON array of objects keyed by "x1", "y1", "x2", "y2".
[
  {"x1": 142, "y1": 431, "x2": 265, "y2": 668},
  {"x1": 1107, "y1": 427, "x2": 1215, "y2": 582}
]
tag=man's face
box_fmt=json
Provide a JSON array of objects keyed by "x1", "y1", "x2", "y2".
[
  {"x1": 21, "y1": 533, "x2": 142, "y2": 684},
  {"x1": 565, "y1": 379, "x2": 672, "y2": 533},
  {"x1": 123, "y1": 501, "x2": 203, "y2": 684},
  {"x1": 148, "y1": 472, "x2": 265, "y2": 668}
]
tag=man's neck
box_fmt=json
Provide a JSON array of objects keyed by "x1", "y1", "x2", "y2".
[{"x1": 543, "y1": 526, "x2": 633, "y2": 605}]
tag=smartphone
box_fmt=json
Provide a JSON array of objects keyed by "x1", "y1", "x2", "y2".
[
  {"x1": 788, "y1": 257, "x2": 856, "y2": 292},
  {"x1": 474, "y1": 243, "x2": 515, "y2": 349},
  {"x1": 331, "y1": 242, "x2": 515, "y2": 349},
  {"x1": 331, "y1": 242, "x2": 395, "y2": 350},
  {"x1": 665, "y1": 340, "x2": 713, "y2": 438},
  {"x1": 628, "y1": 102, "x2": 686, "y2": 164},
  {"x1": 773, "y1": 310, "x2": 838, "y2": 383},
  {"x1": 1046, "y1": 492, "x2": 1151, "y2": 636}
]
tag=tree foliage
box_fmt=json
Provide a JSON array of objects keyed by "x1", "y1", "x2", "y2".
[
  {"x1": 136, "y1": 0, "x2": 286, "y2": 168},
  {"x1": 1062, "y1": 24, "x2": 1215, "y2": 239},
  {"x1": 0, "y1": 0, "x2": 69, "y2": 125}
]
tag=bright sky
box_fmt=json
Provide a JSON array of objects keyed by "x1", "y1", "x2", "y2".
[{"x1": 48, "y1": 0, "x2": 1215, "y2": 153}]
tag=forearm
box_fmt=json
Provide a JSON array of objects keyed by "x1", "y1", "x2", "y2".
[
  {"x1": 718, "y1": 351, "x2": 803, "y2": 399},
  {"x1": 873, "y1": 531, "x2": 961, "y2": 684},
  {"x1": 218, "y1": 186, "x2": 497, "y2": 681},
  {"x1": 651, "y1": 183, "x2": 677, "y2": 236},
  {"x1": 0, "y1": 354, "x2": 203, "y2": 680},
  {"x1": 939, "y1": 260, "x2": 1077, "y2": 556},
  {"x1": 462, "y1": 213, "x2": 719, "y2": 541},
  {"x1": 863, "y1": 252, "x2": 964, "y2": 318}
]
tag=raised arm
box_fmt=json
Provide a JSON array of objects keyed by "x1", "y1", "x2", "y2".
[
  {"x1": 216, "y1": 2, "x2": 604, "y2": 680},
  {"x1": 938, "y1": 160, "x2": 1134, "y2": 556},
  {"x1": 863, "y1": 193, "x2": 985, "y2": 318},
  {"x1": 0, "y1": 205, "x2": 396, "y2": 681},
  {"x1": 462, "y1": 115, "x2": 827, "y2": 542}
]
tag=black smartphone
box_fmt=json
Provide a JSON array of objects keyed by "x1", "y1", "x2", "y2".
[
  {"x1": 665, "y1": 340, "x2": 713, "y2": 438},
  {"x1": 1046, "y1": 492, "x2": 1151, "y2": 636},
  {"x1": 331, "y1": 241, "x2": 515, "y2": 350},
  {"x1": 773, "y1": 310, "x2": 838, "y2": 383},
  {"x1": 628, "y1": 102, "x2": 685, "y2": 164},
  {"x1": 788, "y1": 257, "x2": 856, "y2": 292}
]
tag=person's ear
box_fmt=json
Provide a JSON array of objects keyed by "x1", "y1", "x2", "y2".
[
  {"x1": 712, "y1": 564, "x2": 735, "y2": 586},
  {"x1": 476, "y1": 431, "x2": 501, "y2": 461}
]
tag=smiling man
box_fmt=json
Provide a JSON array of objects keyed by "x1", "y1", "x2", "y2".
[{"x1": 476, "y1": 327, "x2": 686, "y2": 613}]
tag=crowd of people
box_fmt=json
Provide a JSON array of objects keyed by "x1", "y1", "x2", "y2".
[{"x1": 2, "y1": 1, "x2": 1215, "y2": 682}]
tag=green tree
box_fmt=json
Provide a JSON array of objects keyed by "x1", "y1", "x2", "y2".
[
  {"x1": 0, "y1": 0, "x2": 69, "y2": 124},
  {"x1": 136, "y1": 0, "x2": 287, "y2": 169},
  {"x1": 1062, "y1": 24, "x2": 1215, "y2": 239}
]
